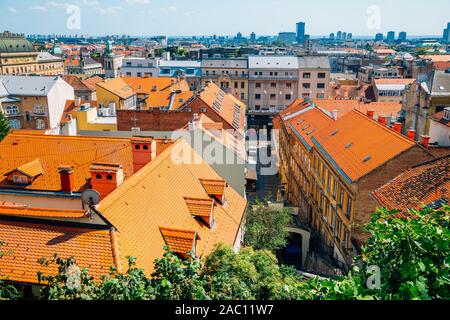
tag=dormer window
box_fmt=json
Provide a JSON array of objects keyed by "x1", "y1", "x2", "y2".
[
  {"x1": 5, "y1": 159, "x2": 43, "y2": 185},
  {"x1": 199, "y1": 179, "x2": 226, "y2": 205},
  {"x1": 184, "y1": 197, "x2": 215, "y2": 228},
  {"x1": 159, "y1": 227, "x2": 198, "y2": 259},
  {"x1": 13, "y1": 175, "x2": 28, "y2": 185}
]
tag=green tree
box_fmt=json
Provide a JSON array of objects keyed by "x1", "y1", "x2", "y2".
[
  {"x1": 0, "y1": 112, "x2": 10, "y2": 142},
  {"x1": 151, "y1": 247, "x2": 209, "y2": 300},
  {"x1": 244, "y1": 200, "x2": 291, "y2": 251},
  {"x1": 361, "y1": 206, "x2": 450, "y2": 300},
  {"x1": 98, "y1": 256, "x2": 154, "y2": 300},
  {"x1": 0, "y1": 241, "x2": 19, "y2": 300},
  {"x1": 37, "y1": 254, "x2": 98, "y2": 300}
]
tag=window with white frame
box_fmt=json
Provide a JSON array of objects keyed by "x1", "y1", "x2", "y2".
[
  {"x1": 13, "y1": 175, "x2": 28, "y2": 184},
  {"x1": 34, "y1": 105, "x2": 45, "y2": 114},
  {"x1": 36, "y1": 119, "x2": 46, "y2": 130},
  {"x1": 8, "y1": 119, "x2": 21, "y2": 129},
  {"x1": 5, "y1": 105, "x2": 19, "y2": 115}
]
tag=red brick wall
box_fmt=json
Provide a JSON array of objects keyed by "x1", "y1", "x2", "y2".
[
  {"x1": 117, "y1": 98, "x2": 235, "y2": 132},
  {"x1": 353, "y1": 145, "x2": 435, "y2": 247}
]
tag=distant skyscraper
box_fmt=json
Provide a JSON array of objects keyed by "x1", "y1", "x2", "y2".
[
  {"x1": 329, "y1": 33, "x2": 335, "y2": 40},
  {"x1": 278, "y1": 32, "x2": 297, "y2": 44},
  {"x1": 347, "y1": 33, "x2": 352, "y2": 40},
  {"x1": 296, "y1": 22, "x2": 306, "y2": 42},
  {"x1": 387, "y1": 31, "x2": 395, "y2": 44},
  {"x1": 398, "y1": 32, "x2": 407, "y2": 42},
  {"x1": 337, "y1": 31, "x2": 342, "y2": 40},
  {"x1": 443, "y1": 23, "x2": 450, "y2": 43},
  {"x1": 236, "y1": 32, "x2": 242, "y2": 39},
  {"x1": 250, "y1": 32, "x2": 256, "y2": 42},
  {"x1": 375, "y1": 33, "x2": 384, "y2": 41},
  {"x1": 342, "y1": 32, "x2": 347, "y2": 41}
]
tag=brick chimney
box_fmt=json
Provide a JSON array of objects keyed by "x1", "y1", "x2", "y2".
[
  {"x1": 407, "y1": 129, "x2": 416, "y2": 141},
  {"x1": 90, "y1": 163, "x2": 124, "y2": 199},
  {"x1": 393, "y1": 122, "x2": 403, "y2": 134},
  {"x1": 420, "y1": 135, "x2": 431, "y2": 148},
  {"x1": 131, "y1": 137, "x2": 156, "y2": 173},
  {"x1": 378, "y1": 115, "x2": 387, "y2": 125},
  {"x1": 367, "y1": 110, "x2": 375, "y2": 119},
  {"x1": 58, "y1": 165, "x2": 75, "y2": 193}
]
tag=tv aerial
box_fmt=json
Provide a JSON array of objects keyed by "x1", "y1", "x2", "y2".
[{"x1": 82, "y1": 189, "x2": 101, "y2": 207}]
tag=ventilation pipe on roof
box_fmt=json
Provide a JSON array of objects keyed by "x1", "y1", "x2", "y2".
[
  {"x1": 393, "y1": 122, "x2": 403, "y2": 134},
  {"x1": 420, "y1": 135, "x2": 431, "y2": 148},
  {"x1": 378, "y1": 115, "x2": 387, "y2": 125},
  {"x1": 407, "y1": 129, "x2": 416, "y2": 141}
]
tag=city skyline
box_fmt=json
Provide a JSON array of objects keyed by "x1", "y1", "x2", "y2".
[{"x1": 1, "y1": 0, "x2": 449, "y2": 37}]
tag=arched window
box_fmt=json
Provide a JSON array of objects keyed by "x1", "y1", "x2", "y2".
[
  {"x1": 5, "y1": 105, "x2": 19, "y2": 115},
  {"x1": 36, "y1": 119, "x2": 46, "y2": 130},
  {"x1": 8, "y1": 119, "x2": 21, "y2": 129}
]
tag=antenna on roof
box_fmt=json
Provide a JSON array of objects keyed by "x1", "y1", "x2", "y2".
[{"x1": 82, "y1": 189, "x2": 101, "y2": 207}]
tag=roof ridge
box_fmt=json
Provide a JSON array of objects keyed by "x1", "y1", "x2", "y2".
[
  {"x1": 97, "y1": 139, "x2": 185, "y2": 210},
  {"x1": 351, "y1": 109, "x2": 416, "y2": 146}
]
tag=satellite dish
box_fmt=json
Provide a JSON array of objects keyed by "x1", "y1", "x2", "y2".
[{"x1": 82, "y1": 189, "x2": 101, "y2": 206}]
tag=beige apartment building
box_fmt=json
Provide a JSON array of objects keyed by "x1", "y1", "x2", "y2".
[
  {"x1": 248, "y1": 56, "x2": 299, "y2": 114},
  {"x1": 298, "y1": 56, "x2": 331, "y2": 100},
  {"x1": 201, "y1": 59, "x2": 249, "y2": 106}
]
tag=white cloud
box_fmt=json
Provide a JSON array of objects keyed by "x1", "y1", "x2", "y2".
[
  {"x1": 8, "y1": 7, "x2": 17, "y2": 13},
  {"x1": 126, "y1": 0, "x2": 151, "y2": 4},
  {"x1": 161, "y1": 6, "x2": 177, "y2": 12},
  {"x1": 30, "y1": 5, "x2": 49, "y2": 12},
  {"x1": 96, "y1": 6, "x2": 123, "y2": 15}
]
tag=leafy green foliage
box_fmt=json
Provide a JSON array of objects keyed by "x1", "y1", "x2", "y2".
[
  {"x1": 37, "y1": 254, "x2": 98, "y2": 300},
  {"x1": 98, "y1": 256, "x2": 154, "y2": 300},
  {"x1": 0, "y1": 112, "x2": 10, "y2": 142},
  {"x1": 0, "y1": 241, "x2": 19, "y2": 300},
  {"x1": 244, "y1": 200, "x2": 291, "y2": 251},
  {"x1": 151, "y1": 247, "x2": 209, "y2": 300},
  {"x1": 2, "y1": 207, "x2": 449, "y2": 300},
  {"x1": 361, "y1": 206, "x2": 450, "y2": 300}
]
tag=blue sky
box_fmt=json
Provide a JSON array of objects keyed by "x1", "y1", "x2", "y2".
[{"x1": 0, "y1": 0, "x2": 449, "y2": 37}]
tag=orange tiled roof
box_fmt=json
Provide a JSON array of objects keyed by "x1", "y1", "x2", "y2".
[
  {"x1": 287, "y1": 107, "x2": 334, "y2": 149},
  {"x1": 6, "y1": 158, "x2": 44, "y2": 178},
  {"x1": 159, "y1": 227, "x2": 196, "y2": 256},
  {"x1": 0, "y1": 221, "x2": 115, "y2": 284},
  {"x1": 62, "y1": 75, "x2": 91, "y2": 92},
  {"x1": 199, "y1": 179, "x2": 226, "y2": 196},
  {"x1": 312, "y1": 110, "x2": 416, "y2": 183},
  {"x1": 373, "y1": 156, "x2": 449, "y2": 212},
  {"x1": 82, "y1": 76, "x2": 103, "y2": 91},
  {"x1": 0, "y1": 206, "x2": 87, "y2": 219},
  {"x1": 420, "y1": 55, "x2": 450, "y2": 63},
  {"x1": 0, "y1": 132, "x2": 135, "y2": 192},
  {"x1": 184, "y1": 197, "x2": 214, "y2": 217},
  {"x1": 279, "y1": 99, "x2": 401, "y2": 123},
  {"x1": 192, "y1": 82, "x2": 246, "y2": 132},
  {"x1": 96, "y1": 78, "x2": 135, "y2": 100},
  {"x1": 374, "y1": 78, "x2": 416, "y2": 85},
  {"x1": 145, "y1": 91, "x2": 194, "y2": 110},
  {"x1": 97, "y1": 139, "x2": 247, "y2": 274},
  {"x1": 123, "y1": 77, "x2": 189, "y2": 95}
]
